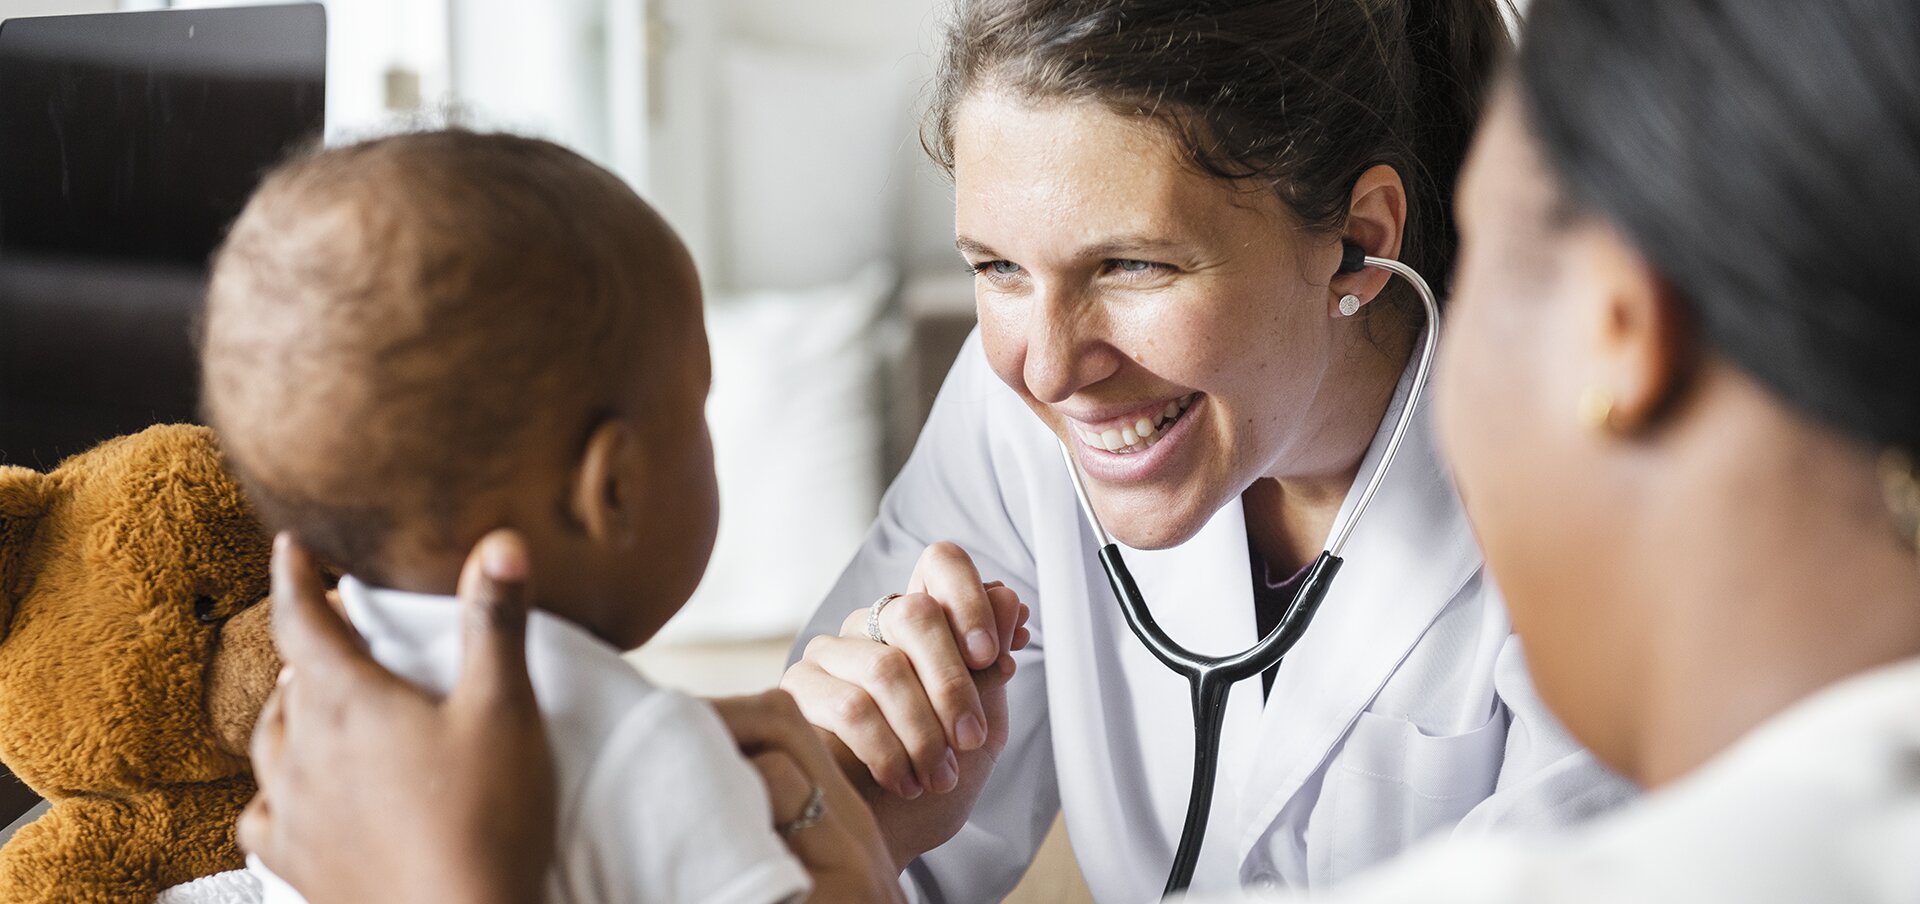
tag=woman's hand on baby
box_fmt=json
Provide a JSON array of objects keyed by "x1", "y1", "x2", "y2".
[
  {"x1": 780, "y1": 541, "x2": 1030, "y2": 869},
  {"x1": 239, "y1": 531, "x2": 555, "y2": 904},
  {"x1": 715, "y1": 691, "x2": 907, "y2": 904}
]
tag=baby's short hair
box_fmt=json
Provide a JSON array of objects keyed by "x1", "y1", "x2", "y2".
[{"x1": 202, "y1": 131, "x2": 697, "y2": 581}]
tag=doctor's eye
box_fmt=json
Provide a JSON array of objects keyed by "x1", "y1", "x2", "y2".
[
  {"x1": 1104, "y1": 259, "x2": 1173, "y2": 280},
  {"x1": 969, "y1": 260, "x2": 1026, "y2": 285}
]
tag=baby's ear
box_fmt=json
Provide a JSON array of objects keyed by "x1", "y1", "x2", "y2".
[{"x1": 0, "y1": 467, "x2": 52, "y2": 641}]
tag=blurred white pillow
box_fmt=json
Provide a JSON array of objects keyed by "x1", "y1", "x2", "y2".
[
  {"x1": 719, "y1": 41, "x2": 909, "y2": 291},
  {"x1": 655, "y1": 263, "x2": 897, "y2": 644}
]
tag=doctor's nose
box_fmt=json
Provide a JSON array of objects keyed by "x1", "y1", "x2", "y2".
[{"x1": 1021, "y1": 284, "x2": 1121, "y2": 405}]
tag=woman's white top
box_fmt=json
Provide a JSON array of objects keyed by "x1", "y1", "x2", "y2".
[
  {"x1": 795, "y1": 332, "x2": 1635, "y2": 902},
  {"x1": 1181, "y1": 656, "x2": 1920, "y2": 904}
]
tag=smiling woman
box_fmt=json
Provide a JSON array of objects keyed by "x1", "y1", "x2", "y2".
[
  {"x1": 950, "y1": 93, "x2": 1417, "y2": 547},
  {"x1": 780, "y1": 0, "x2": 1637, "y2": 901}
]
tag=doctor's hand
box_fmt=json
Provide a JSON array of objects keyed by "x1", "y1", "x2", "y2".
[
  {"x1": 239, "y1": 531, "x2": 555, "y2": 904},
  {"x1": 780, "y1": 542, "x2": 1031, "y2": 871}
]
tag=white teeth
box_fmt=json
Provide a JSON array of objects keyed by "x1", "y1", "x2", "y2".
[{"x1": 1075, "y1": 394, "x2": 1198, "y2": 455}]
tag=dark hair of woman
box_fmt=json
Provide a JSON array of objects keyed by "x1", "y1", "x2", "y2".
[
  {"x1": 1519, "y1": 0, "x2": 1920, "y2": 460},
  {"x1": 925, "y1": 0, "x2": 1513, "y2": 314}
]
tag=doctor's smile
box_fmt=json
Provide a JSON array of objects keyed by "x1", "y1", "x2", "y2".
[
  {"x1": 1063, "y1": 391, "x2": 1197, "y2": 455},
  {"x1": 1061, "y1": 390, "x2": 1202, "y2": 482}
]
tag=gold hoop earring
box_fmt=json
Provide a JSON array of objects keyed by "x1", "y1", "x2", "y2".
[
  {"x1": 1879, "y1": 449, "x2": 1920, "y2": 553},
  {"x1": 1578, "y1": 389, "x2": 1616, "y2": 433}
]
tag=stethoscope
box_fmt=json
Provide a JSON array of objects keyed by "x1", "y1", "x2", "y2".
[{"x1": 1055, "y1": 243, "x2": 1442, "y2": 897}]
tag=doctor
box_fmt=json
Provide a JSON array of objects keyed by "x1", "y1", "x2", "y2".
[{"x1": 776, "y1": 0, "x2": 1631, "y2": 899}]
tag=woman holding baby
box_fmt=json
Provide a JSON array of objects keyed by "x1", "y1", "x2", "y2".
[{"x1": 241, "y1": 0, "x2": 1920, "y2": 901}]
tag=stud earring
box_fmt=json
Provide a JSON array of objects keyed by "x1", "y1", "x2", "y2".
[
  {"x1": 1578, "y1": 388, "x2": 1616, "y2": 432},
  {"x1": 1338, "y1": 294, "x2": 1362, "y2": 317}
]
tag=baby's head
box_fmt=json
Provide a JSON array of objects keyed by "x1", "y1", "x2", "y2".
[{"x1": 202, "y1": 131, "x2": 716, "y2": 650}]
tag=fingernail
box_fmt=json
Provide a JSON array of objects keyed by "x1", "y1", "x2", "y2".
[
  {"x1": 901, "y1": 778, "x2": 925, "y2": 800},
  {"x1": 956, "y1": 713, "x2": 986, "y2": 751},
  {"x1": 966, "y1": 629, "x2": 995, "y2": 664},
  {"x1": 276, "y1": 667, "x2": 293, "y2": 686},
  {"x1": 481, "y1": 534, "x2": 526, "y2": 581},
  {"x1": 933, "y1": 750, "x2": 959, "y2": 793}
]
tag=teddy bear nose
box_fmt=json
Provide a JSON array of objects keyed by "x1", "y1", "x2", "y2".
[{"x1": 193, "y1": 596, "x2": 222, "y2": 624}]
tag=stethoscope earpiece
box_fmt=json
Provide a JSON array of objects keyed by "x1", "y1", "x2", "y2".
[
  {"x1": 1338, "y1": 240, "x2": 1368, "y2": 275},
  {"x1": 1337, "y1": 242, "x2": 1368, "y2": 316}
]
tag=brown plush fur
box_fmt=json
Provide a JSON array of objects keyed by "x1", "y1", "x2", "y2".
[{"x1": 0, "y1": 425, "x2": 280, "y2": 903}]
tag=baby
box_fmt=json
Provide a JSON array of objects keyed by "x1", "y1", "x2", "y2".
[{"x1": 200, "y1": 131, "x2": 808, "y2": 904}]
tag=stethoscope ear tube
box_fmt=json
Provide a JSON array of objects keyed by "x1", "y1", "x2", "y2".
[{"x1": 1059, "y1": 250, "x2": 1439, "y2": 898}]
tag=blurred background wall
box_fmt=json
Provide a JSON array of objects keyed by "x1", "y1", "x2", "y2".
[{"x1": 0, "y1": 0, "x2": 972, "y2": 645}]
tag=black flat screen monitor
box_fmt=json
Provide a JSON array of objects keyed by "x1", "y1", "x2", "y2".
[{"x1": 0, "y1": 4, "x2": 326, "y2": 467}]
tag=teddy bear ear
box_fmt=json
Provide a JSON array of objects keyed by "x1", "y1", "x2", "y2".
[{"x1": 0, "y1": 466, "x2": 53, "y2": 640}]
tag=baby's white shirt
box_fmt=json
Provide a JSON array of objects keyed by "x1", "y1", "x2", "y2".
[{"x1": 254, "y1": 577, "x2": 810, "y2": 904}]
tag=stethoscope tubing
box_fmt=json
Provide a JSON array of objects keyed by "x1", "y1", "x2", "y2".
[{"x1": 1057, "y1": 255, "x2": 1443, "y2": 897}]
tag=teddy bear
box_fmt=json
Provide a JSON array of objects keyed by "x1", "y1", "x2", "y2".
[{"x1": 0, "y1": 423, "x2": 281, "y2": 903}]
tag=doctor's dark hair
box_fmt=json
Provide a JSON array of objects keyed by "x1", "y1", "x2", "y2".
[
  {"x1": 925, "y1": 0, "x2": 1513, "y2": 308},
  {"x1": 1518, "y1": 0, "x2": 1920, "y2": 455}
]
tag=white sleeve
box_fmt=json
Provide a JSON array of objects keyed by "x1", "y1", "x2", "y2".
[
  {"x1": 163, "y1": 867, "x2": 267, "y2": 904},
  {"x1": 791, "y1": 331, "x2": 1060, "y2": 904},
  {"x1": 568, "y1": 692, "x2": 811, "y2": 904},
  {"x1": 1451, "y1": 634, "x2": 1637, "y2": 837}
]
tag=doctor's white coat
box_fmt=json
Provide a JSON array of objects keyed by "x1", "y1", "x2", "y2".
[{"x1": 794, "y1": 333, "x2": 1635, "y2": 902}]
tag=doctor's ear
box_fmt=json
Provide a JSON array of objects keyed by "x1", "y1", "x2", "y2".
[
  {"x1": 1329, "y1": 164, "x2": 1407, "y2": 316},
  {"x1": 570, "y1": 420, "x2": 646, "y2": 548}
]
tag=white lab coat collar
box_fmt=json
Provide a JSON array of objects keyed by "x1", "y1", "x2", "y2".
[{"x1": 1241, "y1": 359, "x2": 1480, "y2": 860}]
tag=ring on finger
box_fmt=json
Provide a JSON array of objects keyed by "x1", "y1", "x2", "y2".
[
  {"x1": 779, "y1": 785, "x2": 828, "y2": 835},
  {"x1": 866, "y1": 593, "x2": 902, "y2": 645}
]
